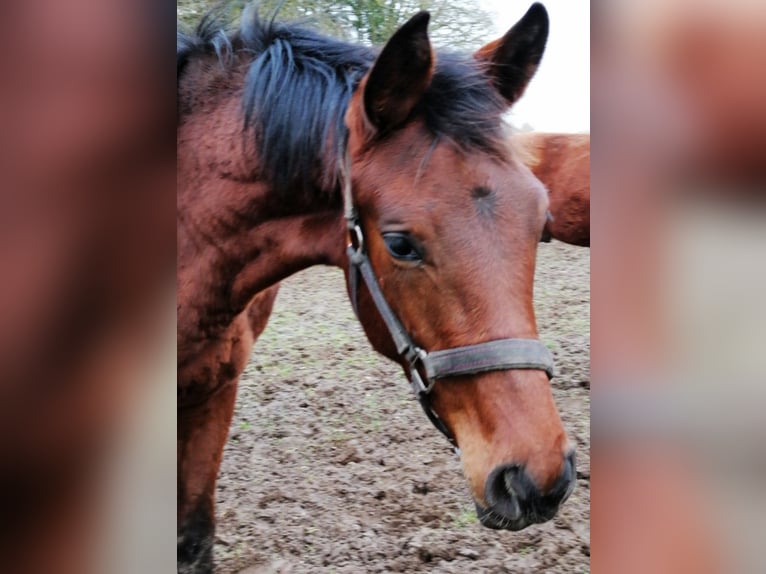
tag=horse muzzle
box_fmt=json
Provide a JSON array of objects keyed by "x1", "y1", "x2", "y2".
[{"x1": 475, "y1": 451, "x2": 577, "y2": 531}]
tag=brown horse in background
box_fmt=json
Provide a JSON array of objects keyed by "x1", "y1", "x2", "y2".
[
  {"x1": 515, "y1": 132, "x2": 590, "y2": 246},
  {"x1": 178, "y1": 4, "x2": 575, "y2": 572}
]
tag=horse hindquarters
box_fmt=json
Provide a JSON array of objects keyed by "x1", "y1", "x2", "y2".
[
  {"x1": 545, "y1": 187, "x2": 590, "y2": 247},
  {"x1": 514, "y1": 132, "x2": 591, "y2": 247},
  {"x1": 177, "y1": 285, "x2": 279, "y2": 573}
]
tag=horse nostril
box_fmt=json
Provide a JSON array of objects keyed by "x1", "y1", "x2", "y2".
[
  {"x1": 559, "y1": 451, "x2": 577, "y2": 503},
  {"x1": 484, "y1": 465, "x2": 528, "y2": 521},
  {"x1": 536, "y1": 451, "x2": 577, "y2": 519},
  {"x1": 504, "y1": 470, "x2": 518, "y2": 499}
]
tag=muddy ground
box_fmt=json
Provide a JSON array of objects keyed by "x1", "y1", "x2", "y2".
[{"x1": 215, "y1": 241, "x2": 590, "y2": 573}]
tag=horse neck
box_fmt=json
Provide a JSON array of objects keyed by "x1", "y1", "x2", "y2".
[
  {"x1": 178, "y1": 58, "x2": 348, "y2": 330},
  {"x1": 226, "y1": 198, "x2": 347, "y2": 308},
  {"x1": 177, "y1": 175, "x2": 347, "y2": 329}
]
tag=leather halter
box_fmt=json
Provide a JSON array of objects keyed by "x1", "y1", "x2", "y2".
[{"x1": 339, "y1": 146, "x2": 555, "y2": 450}]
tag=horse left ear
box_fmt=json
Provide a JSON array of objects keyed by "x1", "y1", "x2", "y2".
[
  {"x1": 474, "y1": 3, "x2": 549, "y2": 105},
  {"x1": 362, "y1": 11, "x2": 434, "y2": 133}
]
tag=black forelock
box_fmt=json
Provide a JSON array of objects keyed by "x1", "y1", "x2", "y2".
[{"x1": 177, "y1": 3, "x2": 510, "y2": 199}]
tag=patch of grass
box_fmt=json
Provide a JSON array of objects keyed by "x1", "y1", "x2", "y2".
[
  {"x1": 367, "y1": 418, "x2": 383, "y2": 433},
  {"x1": 329, "y1": 429, "x2": 351, "y2": 444},
  {"x1": 453, "y1": 506, "x2": 478, "y2": 528},
  {"x1": 363, "y1": 392, "x2": 379, "y2": 411},
  {"x1": 232, "y1": 540, "x2": 247, "y2": 559},
  {"x1": 518, "y1": 544, "x2": 535, "y2": 556},
  {"x1": 545, "y1": 340, "x2": 559, "y2": 351},
  {"x1": 271, "y1": 362, "x2": 295, "y2": 378},
  {"x1": 570, "y1": 316, "x2": 590, "y2": 332},
  {"x1": 261, "y1": 418, "x2": 277, "y2": 437}
]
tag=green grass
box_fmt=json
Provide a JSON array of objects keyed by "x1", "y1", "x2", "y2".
[
  {"x1": 518, "y1": 544, "x2": 534, "y2": 556},
  {"x1": 545, "y1": 340, "x2": 559, "y2": 351},
  {"x1": 453, "y1": 506, "x2": 478, "y2": 528},
  {"x1": 329, "y1": 429, "x2": 351, "y2": 444}
]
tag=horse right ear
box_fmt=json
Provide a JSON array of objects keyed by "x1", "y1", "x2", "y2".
[
  {"x1": 361, "y1": 12, "x2": 434, "y2": 133},
  {"x1": 474, "y1": 3, "x2": 549, "y2": 106}
]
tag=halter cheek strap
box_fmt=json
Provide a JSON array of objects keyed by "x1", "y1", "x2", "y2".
[{"x1": 340, "y1": 147, "x2": 555, "y2": 450}]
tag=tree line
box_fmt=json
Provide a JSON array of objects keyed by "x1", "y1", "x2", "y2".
[{"x1": 177, "y1": 0, "x2": 494, "y2": 49}]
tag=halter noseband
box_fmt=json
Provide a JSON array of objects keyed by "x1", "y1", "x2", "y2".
[{"x1": 339, "y1": 147, "x2": 555, "y2": 450}]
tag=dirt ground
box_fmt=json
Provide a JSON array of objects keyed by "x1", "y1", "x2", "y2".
[{"x1": 215, "y1": 241, "x2": 590, "y2": 573}]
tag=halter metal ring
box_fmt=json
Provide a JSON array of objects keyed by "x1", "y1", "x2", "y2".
[
  {"x1": 410, "y1": 368, "x2": 430, "y2": 396},
  {"x1": 409, "y1": 348, "x2": 433, "y2": 396},
  {"x1": 348, "y1": 223, "x2": 364, "y2": 253}
]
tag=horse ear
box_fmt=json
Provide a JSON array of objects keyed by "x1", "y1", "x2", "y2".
[
  {"x1": 363, "y1": 12, "x2": 434, "y2": 132},
  {"x1": 474, "y1": 3, "x2": 549, "y2": 105}
]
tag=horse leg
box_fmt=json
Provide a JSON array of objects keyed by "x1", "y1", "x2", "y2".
[
  {"x1": 177, "y1": 378, "x2": 238, "y2": 574},
  {"x1": 177, "y1": 285, "x2": 279, "y2": 573}
]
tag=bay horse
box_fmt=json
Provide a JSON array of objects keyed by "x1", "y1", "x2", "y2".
[
  {"x1": 514, "y1": 132, "x2": 590, "y2": 246},
  {"x1": 178, "y1": 3, "x2": 575, "y2": 571}
]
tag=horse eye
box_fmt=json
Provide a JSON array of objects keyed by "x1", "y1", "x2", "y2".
[{"x1": 382, "y1": 233, "x2": 421, "y2": 262}]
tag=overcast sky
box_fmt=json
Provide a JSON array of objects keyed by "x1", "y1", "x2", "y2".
[{"x1": 480, "y1": 0, "x2": 589, "y2": 133}]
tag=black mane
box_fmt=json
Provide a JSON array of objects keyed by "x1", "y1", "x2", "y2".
[{"x1": 177, "y1": 4, "x2": 509, "y2": 198}]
